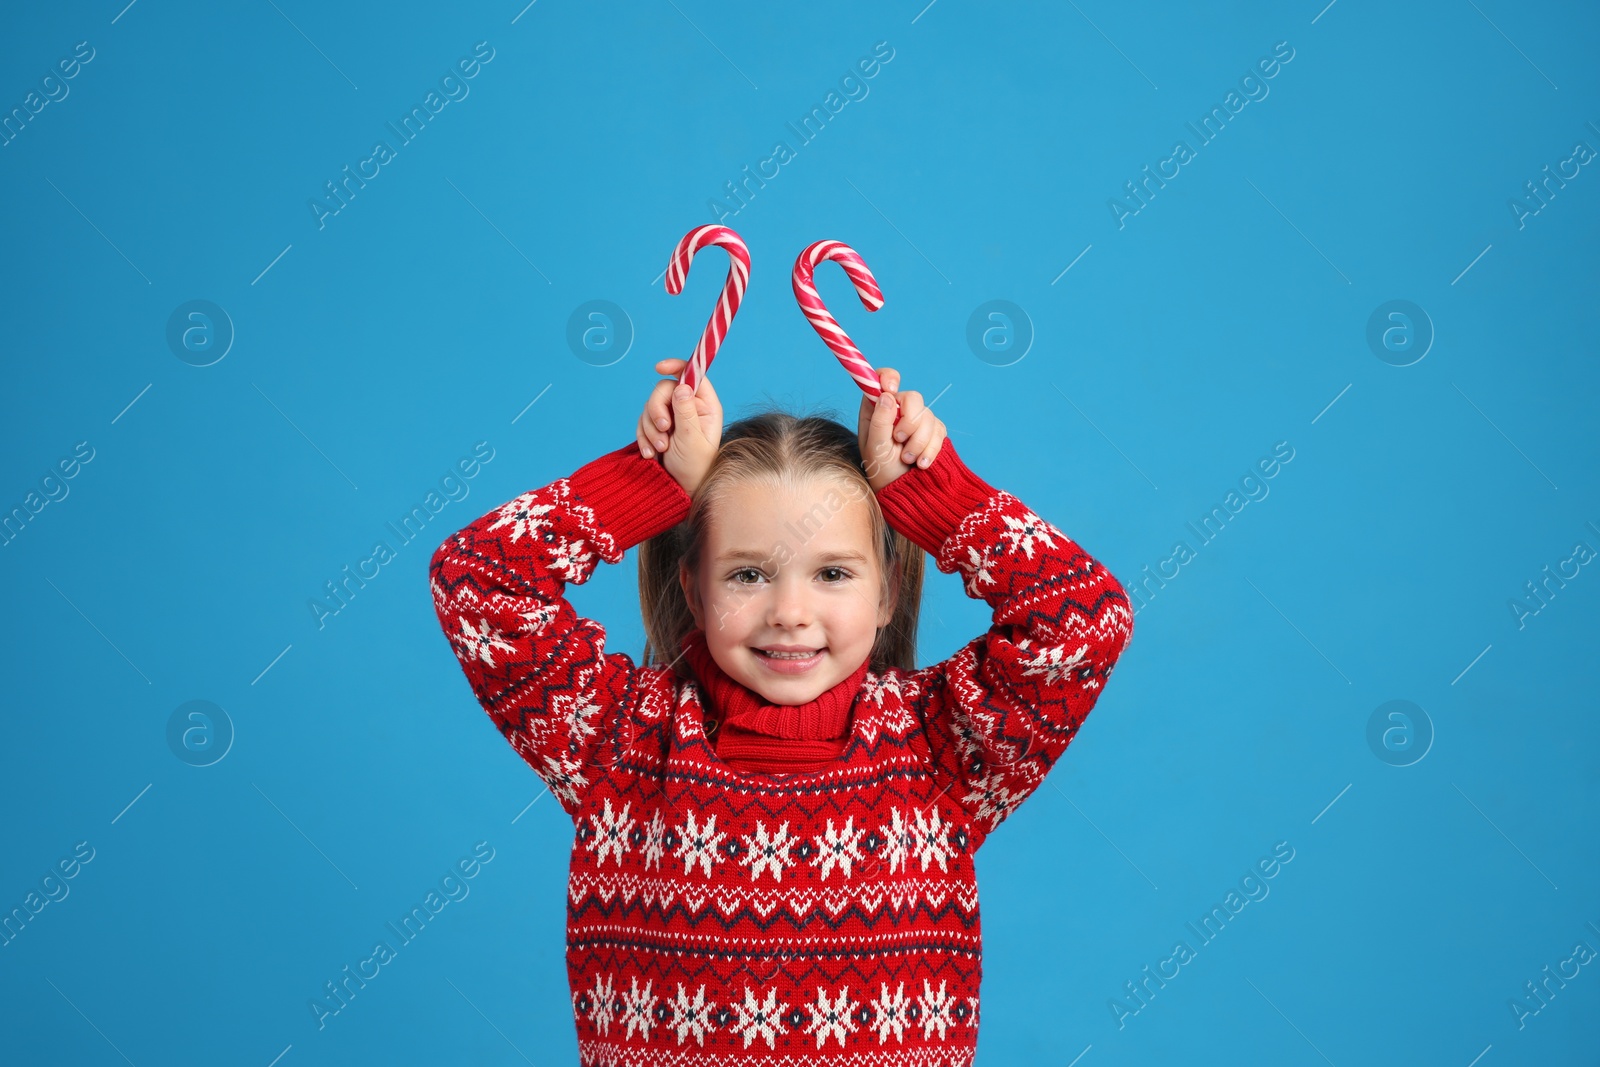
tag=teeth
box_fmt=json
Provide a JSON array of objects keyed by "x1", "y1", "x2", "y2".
[{"x1": 758, "y1": 649, "x2": 819, "y2": 659}]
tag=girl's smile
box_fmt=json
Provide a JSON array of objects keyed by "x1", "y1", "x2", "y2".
[{"x1": 750, "y1": 646, "x2": 827, "y2": 673}]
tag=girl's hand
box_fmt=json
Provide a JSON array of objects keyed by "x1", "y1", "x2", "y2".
[
  {"x1": 638, "y1": 358, "x2": 722, "y2": 497},
  {"x1": 857, "y1": 365, "x2": 947, "y2": 493}
]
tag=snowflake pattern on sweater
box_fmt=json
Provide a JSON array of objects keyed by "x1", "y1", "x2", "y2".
[{"x1": 430, "y1": 438, "x2": 1133, "y2": 1065}]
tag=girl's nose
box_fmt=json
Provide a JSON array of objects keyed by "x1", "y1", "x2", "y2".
[{"x1": 766, "y1": 575, "x2": 813, "y2": 627}]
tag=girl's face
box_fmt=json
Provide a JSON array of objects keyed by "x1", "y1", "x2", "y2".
[{"x1": 679, "y1": 476, "x2": 893, "y2": 707}]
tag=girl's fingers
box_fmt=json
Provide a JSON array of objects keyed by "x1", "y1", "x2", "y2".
[
  {"x1": 893, "y1": 390, "x2": 925, "y2": 443},
  {"x1": 861, "y1": 367, "x2": 898, "y2": 450},
  {"x1": 857, "y1": 395, "x2": 877, "y2": 450},
  {"x1": 645, "y1": 379, "x2": 678, "y2": 450},
  {"x1": 903, "y1": 414, "x2": 933, "y2": 451},
  {"x1": 864, "y1": 391, "x2": 902, "y2": 477},
  {"x1": 648, "y1": 383, "x2": 673, "y2": 440},
  {"x1": 652, "y1": 360, "x2": 688, "y2": 432},
  {"x1": 691, "y1": 374, "x2": 720, "y2": 422},
  {"x1": 639, "y1": 412, "x2": 668, "y2": 455},
  {"x1": 902, "y1": 416, "x2": 937, "y2": 463}
]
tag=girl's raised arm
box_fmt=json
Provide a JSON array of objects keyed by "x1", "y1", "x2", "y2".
[
  {"x1": 428, "y1": 441, "x2": 691, "y2": 821},
  {"x1": 875, "y1": 438, "x2": 1135, "y2": 852}
]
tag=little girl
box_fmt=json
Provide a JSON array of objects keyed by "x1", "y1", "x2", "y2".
[{"x1": 429, "y1": 360, "x2": 1134, "y2": 1065}]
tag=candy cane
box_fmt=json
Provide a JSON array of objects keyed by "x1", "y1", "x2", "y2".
[
  {"x1": 664, "y1": 225, "x2": 750, "y2": 394},
  {"x1": 792, "y1": 239, "x2": 887, "y2": 400}
]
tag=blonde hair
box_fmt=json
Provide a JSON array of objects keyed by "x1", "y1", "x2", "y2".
[{"x1": 638, "y1": 406, "x2": 925, "y2": 678}]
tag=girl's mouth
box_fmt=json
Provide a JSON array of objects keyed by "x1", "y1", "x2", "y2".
[{"x1": 752, "y1": 647, "x2": 826, "y2": 674}]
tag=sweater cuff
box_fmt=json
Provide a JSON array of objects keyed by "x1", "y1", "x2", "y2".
[
  {"x1": 567, "y1": 441, "x2": 692, "y2": 551},
  {"x1": 874, "y1": 439, "x2": 999, "y2": 557}
]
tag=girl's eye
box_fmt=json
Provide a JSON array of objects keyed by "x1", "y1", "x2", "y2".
[{"x1": 727, "y1": 567, "x2": 853, "y2": 584}]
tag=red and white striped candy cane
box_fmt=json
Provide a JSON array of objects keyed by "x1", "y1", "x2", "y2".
[
  {"x1": 792, "y1": 240, "x2": 888, "y2": 401},
  {"x1": 664, "y1": 225, "x2": 751, "y2": 395}
]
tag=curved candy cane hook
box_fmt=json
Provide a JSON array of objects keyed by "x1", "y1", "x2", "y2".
[
  {"x1": 664, "y1": 225, "x2": 751, "y2": 395},
  {"x1": 792, "y1": 240, "x2": 887, "y2": 401}
]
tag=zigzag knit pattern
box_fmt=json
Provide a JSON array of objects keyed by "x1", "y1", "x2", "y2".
[{"x1": 429, "y1": 437, "x2": 1134, "y2": 1065}]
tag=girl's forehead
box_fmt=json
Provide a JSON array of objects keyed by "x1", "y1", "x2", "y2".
[{"x1": 705, "y1": 477, "x2": 876, "y2": 554}]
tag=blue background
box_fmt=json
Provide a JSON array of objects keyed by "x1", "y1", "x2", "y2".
[{"x1": 3, "y1": 0, "x2": 1597, "y2": 1063}]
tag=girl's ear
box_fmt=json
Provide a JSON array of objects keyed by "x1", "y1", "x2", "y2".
[
  {"x1": 877, "y1": 560, "x2": 899, "y2": 629},
  {"x1": 679, "y1": 559, "x2": 703, "y2": 629}
]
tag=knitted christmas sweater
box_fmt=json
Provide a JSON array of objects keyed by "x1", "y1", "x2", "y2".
[{"x1": 429, "y1": 438, "x2": 1134, "y2": 1066}]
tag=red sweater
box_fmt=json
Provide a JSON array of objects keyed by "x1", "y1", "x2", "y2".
[{"x1": 429, "y1": 438, "x2": 1134, "y2": 1065}]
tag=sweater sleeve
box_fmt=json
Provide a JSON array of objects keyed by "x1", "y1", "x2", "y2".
[
  {"x1": 428, "y1": 441, "x2": 691, "y2": 821},
  {"x1": 876, "y1": 439, "x2": 1134, "y2": 851}
]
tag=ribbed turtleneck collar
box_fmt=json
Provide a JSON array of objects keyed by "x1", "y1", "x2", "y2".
[{"x1": 679, "y1": 627, "x2": 870, "y2": 743}]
